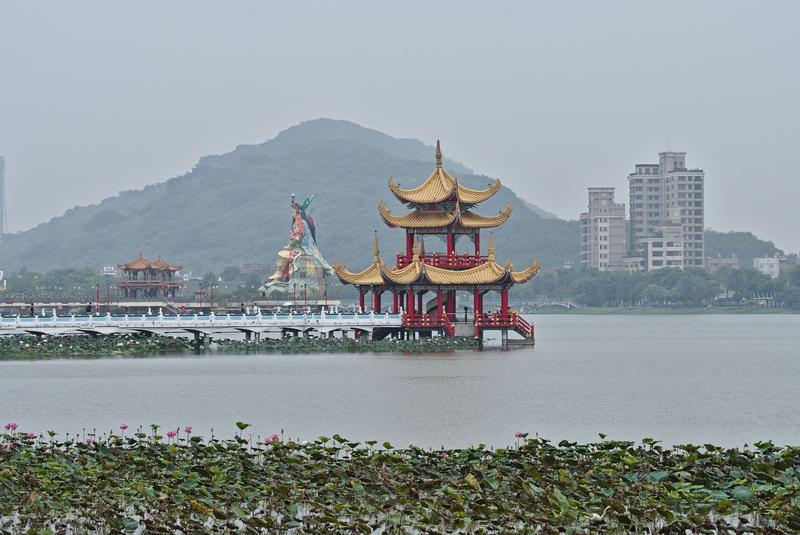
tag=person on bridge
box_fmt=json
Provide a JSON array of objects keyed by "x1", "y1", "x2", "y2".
[
  {"x1": 85, "y1": 303, "x2": 93, "y2": 314},
  {"x1": 240, "y1": 303, "x2": 246, "y2": 315},
  {"x1": 29, "y1": 303, "x2": 35, "y2": 317}
]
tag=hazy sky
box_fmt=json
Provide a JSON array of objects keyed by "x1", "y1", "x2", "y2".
[{"x1": 1, "y1": 0, "x2": 798, "y2": 252}]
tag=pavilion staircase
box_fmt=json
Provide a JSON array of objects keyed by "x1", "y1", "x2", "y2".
[{"x1": 475, "y1": 313, "x2": 535, "y2": 341}]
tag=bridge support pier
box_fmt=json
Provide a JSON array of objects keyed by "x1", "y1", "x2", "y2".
[
  {"x1": 501, "y1": 329, "x2": 508, "y2": 349},
  {"x1": 245, "y1": 331, "x2": 252, "y2": 342}
]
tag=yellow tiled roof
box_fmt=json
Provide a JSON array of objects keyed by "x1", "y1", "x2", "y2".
[
  {"x1": 387, "y1": 141, "x2": 501, "y2": 205},
  {"x1": 333, "y1": 233, "x2": 540, "y2": 287},
  {"x1": 378, "y1": 201, "x2": 513, "y2": 229}
]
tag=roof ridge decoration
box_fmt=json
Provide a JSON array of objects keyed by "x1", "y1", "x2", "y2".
[
  {"x1": 119, "y1": 253, "x2": 182, "y2": 271},
  {"x1": 386, "y1": 141, "x2": 502, "y2": 205}
]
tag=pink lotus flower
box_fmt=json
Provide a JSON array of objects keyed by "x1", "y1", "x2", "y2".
[
  {"x1": 27, "y1": 432, "x2": 35, "y2": 439},
  {"x1": 184, "y1": 426, "x2": 192, "y2": 434},
  {"x1": 119, "y1": 424, "x2": 128, "y2": 431},
  {"x1": 514, "y1": 432, "x2": 523, "y2": 438},
  {"x1": 264, "y1": 434, "x2": 281, "y2": 444},
  {"x1": 84, "y1": 438, "x2": 93, "y2": 445},
  {"x1": 166, "y1": 430, "x2": 177, "y2": 439},
  {"x1": 4, "y1": 423, "x2": 17, "y2": 431}
]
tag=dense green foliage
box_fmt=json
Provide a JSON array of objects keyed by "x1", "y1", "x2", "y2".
[
  {"x1": 522, "y1": 266, "x2": 800, "y2": 308},
  {"x1": 0, "y1": 334, "x2": 193, "y2": 359},
  {"x1": 1, "y1": 267, "x2": 114, "y2": 302},
  {"x1": 1, "y1": 429, "x2": 798, "y2": 533},
  {"x1": 0, "y1": 119, "x2": 578, "y2": 273},
  {"x1": 0, "y1": 334, "x2": 479, "y2": 360},
  {"x1": 215, "y1": 336, "x2": 480, "y2": 353},
  {"x1": 705, "y1": 230, "x2": 783, "y2": 268}
]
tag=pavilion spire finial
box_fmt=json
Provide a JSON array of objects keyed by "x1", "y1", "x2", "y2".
[
  {"x1": 412, "y1": 234, "x2": 420, "y2": 261},
  {"x1": 420, "y1": 237, "x2": 426, "y2": 257},
  {"x1": 373, "y1": 230, "x2": 380, "y2": 263},
  {"x1": 435, "y1": 140, "x2": 442, "y2": 168},
  {"x1": 487, "y1": 232, "x2": 495, "y2": 261}
]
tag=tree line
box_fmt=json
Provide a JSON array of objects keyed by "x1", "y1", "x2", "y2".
[{"x1": 519, "y1": 265, "x2": 800, "y2": 309}]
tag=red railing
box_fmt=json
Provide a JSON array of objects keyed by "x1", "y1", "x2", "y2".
[
  {"x1": 396, "y1": 253, "x2": 488, "y2": 269},
  {"x1": 475, "y1": 313, "x2": 535, "y2": 339},
  {"x1": 402, "y1": 314, "x2": 455, "y2": 336}
]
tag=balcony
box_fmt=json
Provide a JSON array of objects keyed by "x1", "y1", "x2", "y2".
[{"x1": 396, "y1": 253, "x2": 488, "y2": 269}]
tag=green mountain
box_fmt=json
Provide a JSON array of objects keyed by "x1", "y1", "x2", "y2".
[
  {"x1": 704, "y1": 230, "x2": 782, "y2": 268},
  {"x1": 0, "y1": 119, "x2": 580, "y2": 273}
]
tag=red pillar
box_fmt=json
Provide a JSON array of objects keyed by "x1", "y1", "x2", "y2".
[
  {"x1": 474, "y1": 232, "x2": 480, "y2": 256},
  {"x1": 447, "y1": 233, "x2": 455, "y2": 256},
  {"x1": 406, "y1": 288, "x2": 415, "y2": 316},
  {"x1": 474, "y1": 288, "x2": 481, "y2": 337},
  {"x1": 392, "y1": 291, "x2": 399, "y2": 313},
  {"x1": 359, "y1": 289, "x2": 365, "y2": 313},
  {"x1": 372, "y1": 290, "x2": 381, "y2": 313},
  {"x1": 501, "y1": 288, "x2": 509, "y2": 316},
  {"x1": 437, "y1": 288, "x2": 443, "y2": 319},
  {"x1": 447, "y1": 290, "x2": 456, "y2": 320},
  {"x1": 406, "y1": 232, "x2": 414, "y2": 258}
]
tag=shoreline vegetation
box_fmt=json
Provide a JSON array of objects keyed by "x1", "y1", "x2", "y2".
[
  {"x1": 1, "y1": 425, "x2": 798, "y2": 533},
  {"x1": 0, "y1": 334, "x2": 481, "y2": 359}
]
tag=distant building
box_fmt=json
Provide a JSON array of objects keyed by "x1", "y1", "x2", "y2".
[
  {"x1": 622, "y1": 256, "x2": 644, "y2": 271},
  {"x1": 628, "y1": 152, "x2": 705, "y2": 269},
  {"x1": 117, "y1": 254, "x2": 186, "y2": 299},
  {"x1": 707, "y1": 256, "x2": 740, "y2": 273},
  {"x1": 753, "y1": 256, "x2": 780, "y2": 279},
  {"x1": 580, "y1": 187, "x2": 626, "y2": 271},
  {"x1": 639, "y1": 224, "x2": 685, "y2": 271}
]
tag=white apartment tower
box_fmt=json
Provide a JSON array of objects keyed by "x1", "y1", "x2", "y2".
[
  {"x1": 581, "y1": 187, "x2": 626, "y2": 271},
  {"x1": 628, "y1": 151, "x2": 705, "y2": 269}
]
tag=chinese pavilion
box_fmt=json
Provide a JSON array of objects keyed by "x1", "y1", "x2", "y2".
[
  {"x1": 117, "y1": 254, "x2": 185, "y2": 299},
  {"x1": 334, "y1": 141, "x2": 539, "y2": 342}
]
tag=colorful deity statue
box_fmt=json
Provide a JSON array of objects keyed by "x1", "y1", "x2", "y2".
[{"x1": 260, "y1": 194, "x2": 333, "y2": 298}]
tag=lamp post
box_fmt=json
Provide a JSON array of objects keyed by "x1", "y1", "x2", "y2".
[
  {"x1": 303, "y1": 283, "x2": 308, "y2": 310},
  {"x1": 95, "y1": 284, "x2": 100, "y2": 313},
  {"x1": 292, "y1": 282, "x2": 297, "y2": 311}
]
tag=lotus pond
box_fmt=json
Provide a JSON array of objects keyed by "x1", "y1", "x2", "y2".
[
  {"x1": 0, "y1": 334, "x2": 480, "y2": 359},
  {"x1": 1, "y1": 426, "x2": 798, "y2": 533}
]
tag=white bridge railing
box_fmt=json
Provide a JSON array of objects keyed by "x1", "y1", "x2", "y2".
[{"x1": 0, "y1": 311, "x2": 403, "y2": 333}]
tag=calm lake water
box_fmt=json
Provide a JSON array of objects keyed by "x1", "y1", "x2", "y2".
[{"x1": 1, "y1": 315, "x2": 799, "y2": 448}]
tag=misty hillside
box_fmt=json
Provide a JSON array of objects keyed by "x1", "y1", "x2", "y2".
[{"x1": 0, "y1": 119, "x2": 580, "y2": 273}]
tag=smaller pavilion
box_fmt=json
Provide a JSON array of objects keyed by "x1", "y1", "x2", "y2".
[{"x1": 117, "y1": 254, "x2": 185, "y2": 299}]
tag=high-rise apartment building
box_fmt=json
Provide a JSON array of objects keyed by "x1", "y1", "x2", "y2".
[
  {"x1": 580, "y1": 187, "x2": 626, "y2": 271},
  {"x1": 627, "y1": 151, "x2": 705, "y2": 269}
]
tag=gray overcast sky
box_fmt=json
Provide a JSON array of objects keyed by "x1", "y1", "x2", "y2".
[{"x1": 1, "y1": 0, "x2": 798, "y2": 252}]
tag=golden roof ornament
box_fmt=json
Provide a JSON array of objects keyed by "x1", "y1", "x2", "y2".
[
  {"x1": 412, "y1": 234, "x2": 420, "y2": 262},
  {"x1": 435, "y1": 140, "x2": 442, "y2": 168},
  {"x1": 487, "y1": 232, "x2": 496, "y2": 262},
  {"x1": 372, "y1": 230, "x2": 380, "y2": 262}
]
